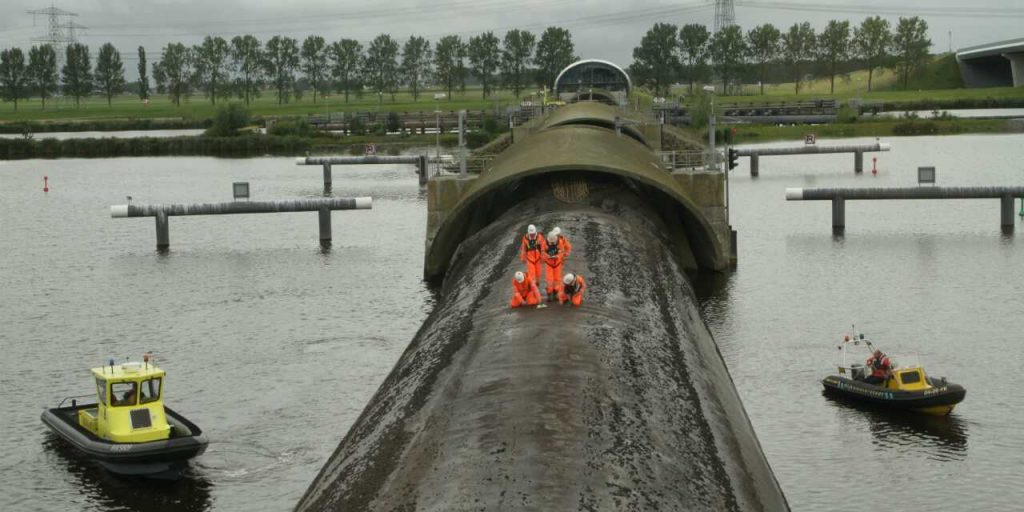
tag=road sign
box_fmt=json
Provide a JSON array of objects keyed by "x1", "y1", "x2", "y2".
[
  {"x1": 918, "y1": 166, "x2": 936, "y2": 185},
  {"x1": 365, "y1": 144, "x2": 376, "y2": 156},
  {"x1": 804, "y1": 133, "x2": 816, "y2": 145}
]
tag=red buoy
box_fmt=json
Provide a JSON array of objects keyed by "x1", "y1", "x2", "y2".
[
  {"x1": 43, "y1": 175, "x2": 49, "y2": 193},
  {"x1": 871, "y1": 157, "x2": 878, "y2": 176}
]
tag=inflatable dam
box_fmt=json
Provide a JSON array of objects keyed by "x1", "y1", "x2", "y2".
[{"x1": 296, "y1": 103, "x2": 788, "y2": 511}]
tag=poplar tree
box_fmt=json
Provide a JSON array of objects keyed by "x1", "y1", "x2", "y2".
[
  {"x1": 401, "y1": 35, "x2": 432, "y2": 101},
  {"x1": 301, "y1": 35, "x2": 328, "y2": 103},
  {"x1": 892, "y1": 16, "x2": 931, "y2": 90},
  {"x1": 501, "y1": 29, "x2": 535, "y2": 98},
  {"x1": 153, "y1": 42, "x2": 191, "y2": 106},
  {"x1": 468, "y1": 31, "x2": 501, "y2": 98},
  {"x1": 854, "y1": 16, "x2": 892, "y2": 92},
  {"x1": 95, "y1": 42, "x2": 126, "y2": 106},
  {"x1": 194, "y1": 36, "x2": 231, "y2": 104},
  {"x1": 364, "y1": 34, "x2": 399, "y2": 102},
  {"x1": 747, "y1": 24, "x2": 781, "y2": 95},
  {"x1": 817, "y1": 20, "x2": 850, "y2": 94},
  {"x1": 264, "y1": 35, "x2": 300, "y2": 104},
  {"x1": 328, "y1": 39, "x2": 362, "y2": 103},
  {"x1": 679, "y1": 24, "x2": 711, "y2": 93},
  {"x1": 28, "y1": 44, "x2": 58, "y2": 108},
  {"x1": 62, "y1": 43, "x2": 93, "y2": 108},
  {"x1": 534, "y1": 27, "x2": 575, "y2": 91},
  {"x1": 0, "y1": 47, "x2": 28, "y2": 111},
  {"x1": 433, "y1": 35, "x2": 462, "y2": 100},
  {"x1": 137, "y1": 46, "x2": 149, "y2": 99},
  {"x1": 709, "y1": 25, "x2": 749, "y2": 93},
  {"x1": 231, "y1": 35, "x2": 263, "y2": 104},
  {"x1": 782, "y1": 22, "x2": 816, "y2": 94},
  {"x1": 630, "y1": 23, "x2": 680, "y2": 98}
]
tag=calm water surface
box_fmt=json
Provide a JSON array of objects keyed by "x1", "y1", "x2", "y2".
[
  {"x1": 1, "y1": 134, "x2": 1023, "y2": 511},
  {"x1": 0, "y1": 129, "x2": 206, "y2": 140}
]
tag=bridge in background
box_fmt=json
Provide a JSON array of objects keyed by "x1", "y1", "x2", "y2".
[{"x1": 956, "y1": 38, "x2": 1024, "y2": 88}]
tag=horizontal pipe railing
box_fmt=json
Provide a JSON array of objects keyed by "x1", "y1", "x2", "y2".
[
  {"x1": 785, "y1": 186, "x2": 1024, "y2": 201},
  {"x1": 736, "y1": 142, "x2": 890, "y2": 157},
  {"x1": 111, "y1": 197, "x2": 372, "y2": 248},
  {"x1": 296, "y1": 156, "x2": 421, "y2": 165},
  {"x1": 111, "y1": 197, "x2": 371, "y2": 217},
  {"x1": 785, "y1": 186, "x2": 1024, "y2": 230}
]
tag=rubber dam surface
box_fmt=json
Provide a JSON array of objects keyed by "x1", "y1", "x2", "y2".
[{"x1": 296, "y1": 176, "x2": 788, "y2": 510}]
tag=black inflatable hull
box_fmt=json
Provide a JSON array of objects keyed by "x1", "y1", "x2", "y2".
[
  {"x1": 822, "y1": 376, "x2": 966, "y2": 415},
  {"x1": 41, "y1": 404, "x2": 208, "y2": 477}
]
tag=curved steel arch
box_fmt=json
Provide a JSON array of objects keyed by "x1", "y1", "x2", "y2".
[
  {"x1": 553, "y1": 59, "x2": 632, "y2": 94},
  {"x1": 425, "y1": 124, "x2": 726, "y2": 280}
]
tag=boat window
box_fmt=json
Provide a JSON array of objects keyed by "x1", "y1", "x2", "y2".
[
  {"x1": 110, "y1": 382, "x2": 138, "y2": 406},
  {"x1": 900, "y1": 371, "x2": 922, "y2": 385},
  {"x1": 140, "y1": 378, "x2": 162, "y2": 404},
  {"x1": 96, "y1": 378, "x2": 107, "y2": 405}
]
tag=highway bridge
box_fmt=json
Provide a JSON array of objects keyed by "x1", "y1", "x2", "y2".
[{"x1": 956, "y1": 37, "x2": 1024, "y2": 88}]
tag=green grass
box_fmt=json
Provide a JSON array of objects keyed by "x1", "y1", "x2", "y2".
[
  {"x1": 0, "y1": 87, "x2": 530, "y2": 124},
  {"x1": 676, "y1": 55, "x2": 1024, "y2": 104}
]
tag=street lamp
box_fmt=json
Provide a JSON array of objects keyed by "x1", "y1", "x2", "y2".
[{"x1": 434, "y1": 92, "x2": 446, "y2": 175}]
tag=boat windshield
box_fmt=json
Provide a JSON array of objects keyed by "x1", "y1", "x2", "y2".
[
  {"x1": 140, "y1": 377, "x2": 162, "y2": 404},
  {"x1": 110, "y1": 382, "x2": 138, "y2": 406}
]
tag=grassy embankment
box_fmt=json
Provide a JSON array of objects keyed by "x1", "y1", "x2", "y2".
[
  {"x1": 668, "y1": 55, "x2": 1024, "y2": 143},
  {"x1": 0, "y1": 87, "x2": 523, "y2": 125}
]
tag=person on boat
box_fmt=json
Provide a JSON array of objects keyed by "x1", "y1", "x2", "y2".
[
  {"x1": 559, "y1": 273, "x2": 586, "y2": 307},
  {"x1": 510, "y1": 271, "x2": 542, "y2": 308},
  {"x1": 864, "y1": 349, "x2": 893, "y2": 385},
  {"x1": 519, "y1": 224, "x2": 546, "y2": 284},
  {"x1": 543, "y1": 232, "x2": 566, "y2": 300},
  {"x1": 551, "y1": 226, "x2": 572, "y2": 259}
]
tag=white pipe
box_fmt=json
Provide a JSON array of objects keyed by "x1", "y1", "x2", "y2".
[{"x1": 785, "y1": 188, "x2": 804, "y2": 201}]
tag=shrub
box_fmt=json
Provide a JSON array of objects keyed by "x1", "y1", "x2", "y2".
[
  {"x1": 385, "y1": 112, "x2": 402, "y2": 133},
  {"x1": 267, "y1": 118, "x2": 315, "y2": 137},
  {"x1": 206, "y1": 103, "x2": 251, "y2": 137}
]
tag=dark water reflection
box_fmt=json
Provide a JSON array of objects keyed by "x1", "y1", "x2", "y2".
[
  {"x1": 822, "y1": 393, "x2": 969, "y2": 458},
  {"x1": 42, "y1": 436, "x2": 212, "y2": 512}
]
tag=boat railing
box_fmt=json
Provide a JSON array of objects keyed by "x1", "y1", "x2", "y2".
[{"x1": 57, "y1": 394, "x2": 96, "y2": 408}]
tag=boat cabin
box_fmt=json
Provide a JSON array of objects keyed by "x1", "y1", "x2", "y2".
[
  {"x1": 79, "y1": 359, "x2": 171, "y2": 443},
  {"x1": 882, "y1": 367, "x2": 931, "y2": 391}
]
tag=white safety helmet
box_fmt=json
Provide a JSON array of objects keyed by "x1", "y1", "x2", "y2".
[
  {"x1": 552, "y1": 227, "x2": 561, "y2": 236},
  {"x1": 527, "y1": 224, "x2": 537, "y2": 235},
  {"x1": 563, "y1": 273, "x2": 575, "y2": 285},
  {"x1": 547, "y1": 232, "x2": 558, "y2": 243},
  {"x1": 515, "y1": 271, "x2": 525, "y2": 283}
]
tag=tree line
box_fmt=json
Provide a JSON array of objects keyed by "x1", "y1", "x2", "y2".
[
  {"x1": 0, "y1": 27, "x2": 578, "y2": 110},
  {"x1": 630, "y1": 16, "x2": 932, "y2": 97}
]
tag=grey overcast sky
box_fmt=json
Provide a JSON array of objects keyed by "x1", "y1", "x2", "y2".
[{"x1": 1, "y1": 0, "x2": 1021, "y2": 80}]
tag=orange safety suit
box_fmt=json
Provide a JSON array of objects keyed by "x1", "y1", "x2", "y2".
[
  {"x1": 558, "y1": 275, "x2": 587, "y2": 307},
  {"x1": 510, "y1": 274, "x2": 542, "y2": 308},
  {"x1": 519, "y1": 233, "x2": 547, "y2": 284},
  {"x1": 557, "y1": 234, "x2": 572, "y2": 258},
  {"x1": 543, "y1": 239, "x2": 567, "y2": 296}
]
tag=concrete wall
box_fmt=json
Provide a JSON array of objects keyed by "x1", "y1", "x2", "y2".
[
  {"x1": 425, "y1": 175, "x2": 477, "y2": 261},
  {"x1": 1007, "y1": 52, "x2": 1024, "y2": 87},
  {"x1": 957, "y1": 54, "x2": 1014, "y2": 88}
]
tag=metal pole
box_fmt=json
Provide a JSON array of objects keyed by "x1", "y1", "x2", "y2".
[
  {"x1": 708, "y1": 94, "x2": 716, "y2": 170},
  {"x1": 319, "y1": 207, "x2": 332, "y2": 242},
  {"x1": 1001, "y1": 195, "x2": 1014, "y2": 228},
  {"x1": 322, "y1": 163, "x2": 332, "y2": 193},
  {"x1": 435, "y1": 109, "x2": 440, "y2": 175},
  {"x1": 418, "y1": 154, "x2": 428, "y2": 186},
  {"x1": 750, "y1": 153, "x2": 759, "y2": 177},
  {"x1": 854, "y1": 150, "x2": 864, "y2": 174},
  {"x1": 832, "y1": 197, "x2": 845, "y2": 230},
  {"x1": 458, "y1": 109, "x2": 467, "y2": 178},
  {"x1": 155, "y1": 210, "x2": 169, "y2": 248}
]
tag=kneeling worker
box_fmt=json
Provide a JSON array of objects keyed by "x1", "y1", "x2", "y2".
[
  {"x1": 559, "y1": 273, "x2": 586, "y2": 307},
  {"x1": 510, "y1": 271, "x2": 542, "y2": 308}
]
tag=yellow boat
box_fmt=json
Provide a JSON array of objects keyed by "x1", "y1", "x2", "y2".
[
  {"x1": 822, "y1": 332, "x2": 966, "y2": 416},
  {"x1": 41, "y1": 355, "x2": 208, "y2": 477}
]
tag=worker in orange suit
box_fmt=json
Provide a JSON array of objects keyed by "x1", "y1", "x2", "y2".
[
  {"x1": 559, "y1": 273, "x2": 587, "y2": 307},
  {"x1": 543, "y1": 232, "x2": 566, "y2": 300},
  {"x1": 551, "y1": 226, "x2": 572, "y2": 258},
  {"x1": 510, "y1": 271, "x2": 541, "y2": 308},
  {"x1": 519, "y1": 224, "x2": 546, "y2": 284}
]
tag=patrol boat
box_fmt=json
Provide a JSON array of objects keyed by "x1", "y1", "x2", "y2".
[
  {"x1": 822, "y1": 331, "x2": 966, "y2": 416},
  {"x1": 41, "y1": 355, "x2": 208, "y2": 477}
]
